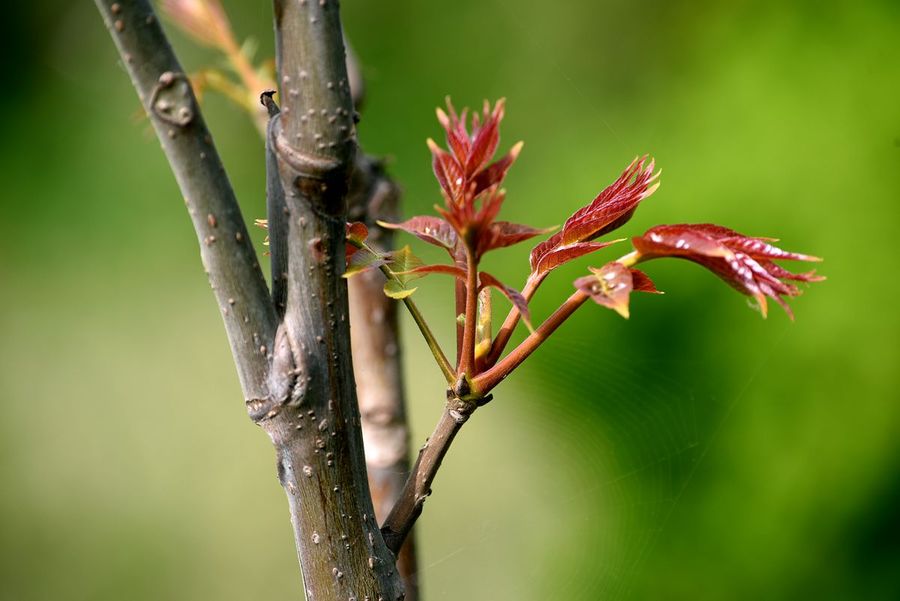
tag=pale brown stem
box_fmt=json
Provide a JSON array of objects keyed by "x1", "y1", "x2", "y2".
[{"x1": 347, "y1": 155, "x2": 419, "y2": 600}]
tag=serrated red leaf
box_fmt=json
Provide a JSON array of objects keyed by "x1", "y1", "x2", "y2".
[
  {"x1": 465, "y1": 99, "x2": 504, "y2": 176},
  {"x1": 632, "y1": 223, "x2": 823, "y2": 318},
  {"x1": 472, "y1": 142, "x2": 523, "y2": 196},
  {"x1": 630, "y1": 268, "x2": 662, "y2": 293},
  {"x1": 477, "y1": 221, "x2": 555, "y2": 257},
  {"x1": 473, "y1": 187, "x2": 506, "y2": 235},
  {"x1": 428, "y1": 139, "x2": 463, "y2": 199},
  {"x1": 530, "y1": 239, "x2": 622, "y2": 278},
  {"x1": 379, "y1": 216, "x2": 458, "y2": 252},
  {"x1": 427, "y1": 99, "x2": 522, "y2": 251},
  {"x1": 559, "y1": 156, "x2": 659, "y2": 246},
  {"x1": 529, "y1": 156, "x2": 659, "y2": 278},
  {"x1": 396, "y1": 264, "x2": 467, "y2": 280}
]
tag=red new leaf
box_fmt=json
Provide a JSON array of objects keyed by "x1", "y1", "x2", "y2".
[
  {"x1": 630, "y1": 268, "x2": 662, "y2": 294},
  {"x1": 529, "y1": 156, "x2": 660, "y2": 278},
  {"x1": 378, "y1": 216, "x2": 458, "y2": 253},
  {"x1": 465, "y1": 99, "x2": 504, "y2": 176},
  {"x1": 632, "y1": 223, "x2": 824, "y2": 318},
  {"x1": 574, "y1": 262, "x2": 661, "y2": 319},
  {"x1": 427, "y1": 98, "x2": 524, "y2": 254},
  {"x1": 530, "y1": 240, "x2": 623, "y2": 279},
  {"x1": 428, "y1": 139, "x2": 463, "y2": 200},
  {"x1": 472, "y1": 142, "x2": 523, "y2": 196},
  {"x1": 477, "y1": 221, "x2": 556, "y2": 257}
]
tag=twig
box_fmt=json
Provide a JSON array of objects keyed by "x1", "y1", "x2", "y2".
[
  {"x1": 94, "y1": 0, "x2": 276, "y2": 401},
  {"x1": 381, "y1": 393, "x2": 488, "y2": 554}
]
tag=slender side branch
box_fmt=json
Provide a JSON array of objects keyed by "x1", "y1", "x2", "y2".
[
  {"x1": 349, "y1": 237, "x2": 455, "y2": 383},
  {"x1": 403, "y1": 296, "x2": 456, "y2": 383},
  {"x1": 475, "y1": 290, "x2": 590, "y2": 393},
  {"x1": 95, "y1": 0, "x2": 276, "y2": 400},
  {"x1": 381, "y1": 394, "x2": 488, "y2": 554}
]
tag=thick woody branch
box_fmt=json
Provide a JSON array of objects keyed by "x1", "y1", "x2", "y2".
[
  {"x1": 95, "y1": 0, "x2": 276, "y2": 400},
  {"x1": 265, "y1": 0, "x2": 404, "y2": 598},
  {"x1": 274, "y1": 0, "x2": 355, "y2": 171}
]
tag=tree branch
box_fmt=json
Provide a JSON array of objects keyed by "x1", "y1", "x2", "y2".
[
  {"x1": 381, "y1": 394, "x2": 487, "y2": 555},
  {"x1": 98, "y1": 0, "x2": 405, "y2": 598},
  {"x1": 347, "y1": 156, "x2": 419, "y2": 599},
  {"x1": 263, "y1": 0, "x2": 404, "y2": 598},
  {"x1": 382, "y1": 291, "x2": 589, "y2": 553},
  {"x1": 95, "y1": 0, "x2": 276, "y2": 401}
]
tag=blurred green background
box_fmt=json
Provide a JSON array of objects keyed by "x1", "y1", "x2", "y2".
[{"x1": 1, "y1": 1, "x2": 898, "y2": 599}]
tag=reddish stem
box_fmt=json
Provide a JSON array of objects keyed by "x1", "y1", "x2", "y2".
[
  {"x1": 485, "y1": 274, "x2": 542, "y2": 366},
  {"x1": 458, "y1": 246, "x2": 479, "y2": 375},
  {"x1": 474, "y1": 290, "x2": 588, "y2": 393}
]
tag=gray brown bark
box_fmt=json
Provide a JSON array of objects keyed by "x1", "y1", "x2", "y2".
[
  {"x1": 96, "y1": 0, "x2": 405, "y2": 598},
  {"x1": 95, "y1": 0, "x2": 276, "y2": 401}
]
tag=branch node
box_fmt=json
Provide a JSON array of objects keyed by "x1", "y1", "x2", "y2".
[
  {"x1": 150, "y1": 71, "x2": 195, "y2": 126},
  {"x1": 272, "y1": 114, "x2": 346, "y2": 180}
]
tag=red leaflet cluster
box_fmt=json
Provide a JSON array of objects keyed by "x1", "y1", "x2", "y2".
[
  {"x1": 341, "y1": 98, "x2": 822, "y2": 393},
  {"x1": 425, "y1": 98, "x2": 549, "y2": 258},
  {"x1": 378, "y1": 99, "x2": 553, "y2": 354},
  {"x1": 632, "y1": 224, "x2": 824, "y2": 318}
]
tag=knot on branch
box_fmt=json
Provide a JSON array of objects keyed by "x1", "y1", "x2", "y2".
[
  {"x1": 151, "y1": 71, "x2": 195, "y2": 127},
  {"x1": 445, "y1": 394, "x2": 489, "y2": 425},
  {"x1": 268, "y1": 111, "x2": 353, "y2": 217}
]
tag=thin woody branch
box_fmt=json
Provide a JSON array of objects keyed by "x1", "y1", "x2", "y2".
[
  {"x1": 95, "y1": 0, "x2": 276, "y2": 400},
  {"x1": 382, "y1": 291, "x2": 588, "y2": 552},
  {"x1": 381, "y1": 392, "x2": 490, "y2": 555}
]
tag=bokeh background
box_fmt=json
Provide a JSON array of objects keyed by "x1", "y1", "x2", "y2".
[{"x1": 1, "y1": 1, "x2": 898, "y2": 599}]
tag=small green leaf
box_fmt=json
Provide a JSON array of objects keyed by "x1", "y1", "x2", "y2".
[
  {"x1": 386, "y1": 245, "x2": 424, "y2": 283},
  {"x1": 343, "y1": 246, "x2": 385, "y2": 278},
  {"x1": 380, "y1": 245, "x2": 426, "y2": 299},
  {"x1": 384, "y1": 279, "x2": 418, "y2": 299}
]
